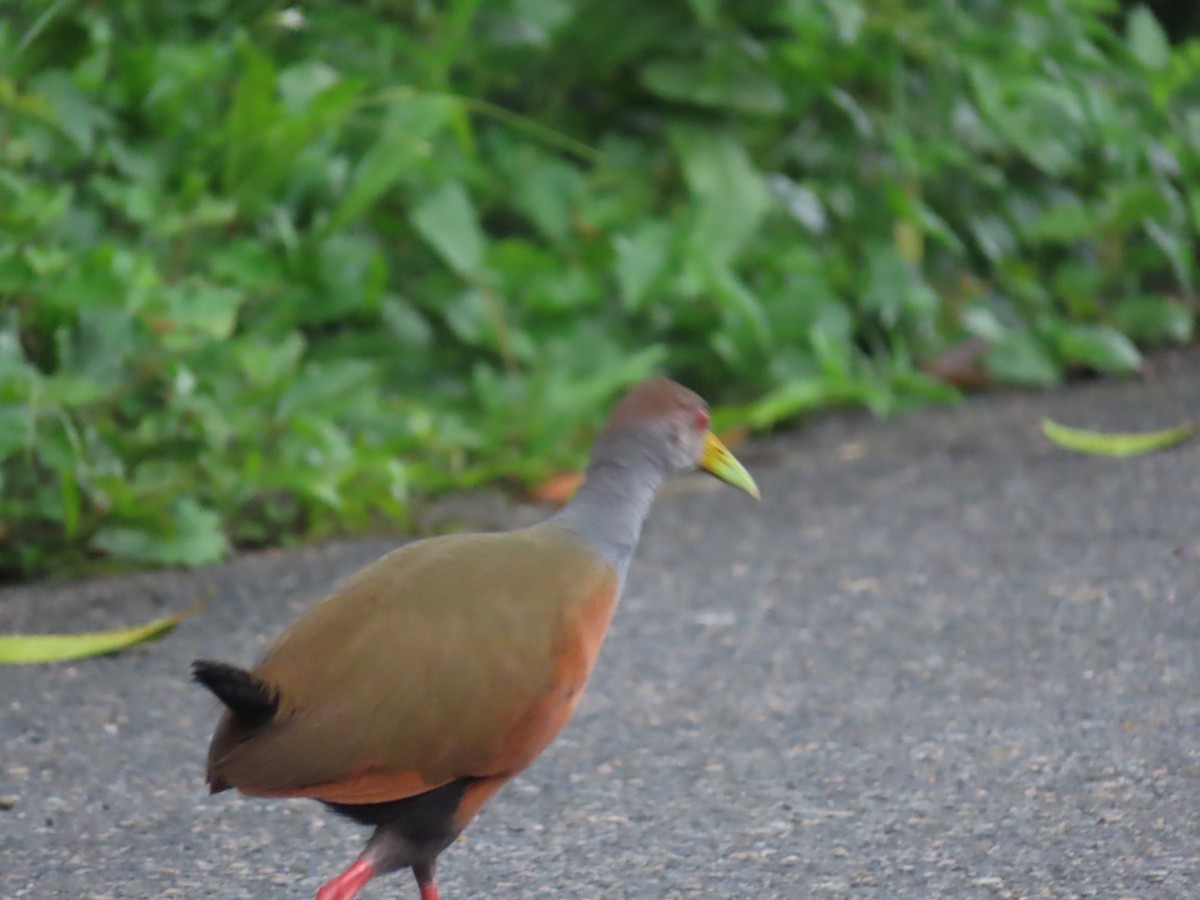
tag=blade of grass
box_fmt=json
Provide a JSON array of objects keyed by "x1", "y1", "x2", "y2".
[
  {"x1": 358, "y1": 87, "x2": 599, "y2": 163},
  {"x1": 0, "y1": 600, "x2": 203, "y2": 665},
  {"x1": 1042, "y1": 418, "x2": 1200, "y2": 457},
  {"x1": 15, "y1": 0, "x2": 75, "y2": 60}
]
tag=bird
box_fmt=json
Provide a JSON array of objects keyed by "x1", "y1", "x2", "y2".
[{"x1": 192, "y1": 377, "x2": 760, "y2": 899}]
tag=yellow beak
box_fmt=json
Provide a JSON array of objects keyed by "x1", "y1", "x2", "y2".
[{"x1": 700, "y1": 431, "x2": 760, "y2": 500}]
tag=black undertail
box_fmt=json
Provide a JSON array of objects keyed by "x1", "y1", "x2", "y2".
[
  {"x1": 191, "y1": 659, "x2": 279, "y2": 723},
  {"x1": 324, "y1": 778, "x2": 475, "y2": 839}
]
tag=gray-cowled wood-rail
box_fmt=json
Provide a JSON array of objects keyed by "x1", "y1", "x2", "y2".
[{"x1": 193, "y1": 377, "x2": 760, "y2": 899}]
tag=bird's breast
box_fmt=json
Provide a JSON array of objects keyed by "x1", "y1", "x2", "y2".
[{"x1": 488, "y1": 575, "x2": 620, "y2": 774}]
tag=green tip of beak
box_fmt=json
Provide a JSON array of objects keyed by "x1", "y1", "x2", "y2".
[{"x1": 700, "y1": 432, "x2": 760, "y2": 500}]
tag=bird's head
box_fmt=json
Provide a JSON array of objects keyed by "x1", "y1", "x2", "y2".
[{"x1": 595, "y1": 378, "x2": 760, "y2": 498}]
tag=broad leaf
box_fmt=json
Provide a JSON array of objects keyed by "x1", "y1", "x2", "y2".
[
  {"x1": 669, "y1": 125, "x2": 769, "y2": 266},
  {"x1": 410, "y1": 181, "x2": 486, "y2": 278},
  {"x1": 613, "y1": 221, "x2": 672, "y2": 310},
  {"x1": 1127, "y1": 6, "x2": 1170, "y2": 71},
  {"x1": 985, "y1": 333, "x2": 1061, "y2": 386},
  {"x1": 331, "y1": 95, "x2": 454, "y2": 229},
  {"x1": 1053, "y1": 324, "x2": 1142, "y2": 373},
  {"x1": 92, "y1": 500, "x2": 228, "y2": 567}
]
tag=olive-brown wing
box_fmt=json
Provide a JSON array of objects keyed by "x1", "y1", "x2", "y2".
[{"x1": 204, "y1": 525, "x2": 617, "y2": 804}]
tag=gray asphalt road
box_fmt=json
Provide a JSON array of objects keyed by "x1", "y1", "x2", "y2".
[{"x1": 3, "y1": 352, "x2": 1199, "y2": 899}]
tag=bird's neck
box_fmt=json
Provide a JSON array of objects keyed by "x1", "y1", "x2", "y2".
[{"x1": 550, "y1": 456, "x2": 665, "y2": 583}]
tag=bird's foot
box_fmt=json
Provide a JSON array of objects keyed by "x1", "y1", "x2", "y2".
[
  {"x1": 419, "y1": 882, "x2": 439, "y2": 900},
  {"x1": 316, "y1": 858, "x2": 374, "y2": 900}
]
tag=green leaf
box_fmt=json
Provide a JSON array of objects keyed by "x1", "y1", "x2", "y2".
[
  {"x1": 820, "y1": 0, "x2": 866, "y2": 43},
  {"x1": 31, "y1": 70, "x2": 103, "y2": 154},
  {"x1": 1053, "y1": 324, "x2": 1142, "y2": 373},
  {"x1": 707, "y1": 265, "x2": 772, "y2": 352},
  {"x1": 278, "y1": 60, "x2": 342, "y2": 111},
  {"x1": 43, "y1": 374, "x2": 108, "y2": 407},
  {"x1": 331, "y1": 95, "x2": 454, "y2": 229},
  {"x1": 744, "y1": 379, "x2": 835, "y2": 428},
  {"x1": 683, "y1": 0, "x2": 719, "y2": 26},
  {"x1": 208, "y1": 240, "x2": 283, "y2": 292},
  {"x1": 235, "y1": 332, "x2": 306, "y2": 387},
  {"x1": 985, "y1": 333, "x2": 1061, "y2": 386},
  {"x1": 669, "y1": 125, "x2": 769, "y2": 266},
  {"x1": 613, "y1": 221, "x2": 672, "y2": 310},
  {"x1": 56, "y1": 308, "x2": 136, "y2": 388},
  {"x1": 512, "y1": 155, "x2": 582, "y2": 244},
  {"x1": 1111, "y1": 296, "x2": 1194, "y2": 345},
  {"x1": 1144, "y1": 219, "x2": 1195, "y2": 296},
  {"x1": 740, "y1": 379, "x2": 870, "y2": 429},
  {"x1": 223, "y1": 47, "x2": 360, "y2": 208},
  {"x1": 439, "y1": 287, "x2": 494, "y2": 346},
  {"x1": 0, "y1": 602, "x2": 202, "y2": 665},
  {"x1": 1127, "y1": 6, "x2": 1170, "y2": 71},
  {"x1": 1028, "y1": 195, "x2": 1092, "y2": 241},
  {"x1": 642, "y1": 58, "x2": 786, "y2": 115},
  {"x1": 1042, "y1": 418, "x2": 1199, "y2": 457},
  {"x1": 500, "y1": 0, "x2": 575, "y2": 42},
  {"x1": 381, "y1": 297, "x2": 433, "y2": 346},
  {"x1": 0, "y1": 404, "x2": 31, "y2": 456},
  {"x1": 276, "y1": 359, "x2": 376, "y2": 418},
  {"x1": 224, "y1": 44, "x2": 278, "y2": 193},
  {"x1": 313, "y1": 232, "x2": 384, "y2": 318},
  {"x1": 152, "y1": 283, "x2": 242, "y2": 350},
  {"x1": 770, "y1": 174, "x2": 826, "y2": 233},
  {"x1": 410, "y1": 181, "x2": 486, "y2": 278},
  {"x1": 860, "y1": 244, "x2": 908, "y2": 327},
  {"x1": 92, "y1": 500, "x2": 227, "y2": 567}
]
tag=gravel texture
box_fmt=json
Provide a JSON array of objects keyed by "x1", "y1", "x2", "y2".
[{"x1": 2, "y1": 351, "x2": 1199, "y2": 899}]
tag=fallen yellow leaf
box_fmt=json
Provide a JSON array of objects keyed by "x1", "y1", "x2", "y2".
[
  {"x1": 1042, "y1": 418, "x2": 1199, "y2": 457},
  {"x1": 529, "y1": 471, "x2": 585, "y2": 506},
  {"x1": 0, "y1": 600, "x2": 203, "y2": 665}
]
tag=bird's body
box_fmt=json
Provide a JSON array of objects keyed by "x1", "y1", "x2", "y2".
[{"x1": 194, "y1": 378, "x2": 759, "y2": 898}]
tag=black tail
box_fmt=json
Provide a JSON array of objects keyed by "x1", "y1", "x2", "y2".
[{"x1": 192, "y1": 660, "x2": 279, "y2": 723}]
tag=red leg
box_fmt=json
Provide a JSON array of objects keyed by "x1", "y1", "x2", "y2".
[
  {"x1": 414, "y1": 860, "x2": 439, "y2": 900},
  {"x1": 316, "y1": 858, "x2": 374, "y2": 900}
]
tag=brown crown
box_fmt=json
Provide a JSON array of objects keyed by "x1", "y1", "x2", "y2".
[{"x1": 602, "y1": 377, "x2": 706, "y2": 433}]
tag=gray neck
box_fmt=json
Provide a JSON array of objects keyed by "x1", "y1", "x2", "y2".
[{"x1": 549, "y1": 453, "x2": 666, "y2": 583}]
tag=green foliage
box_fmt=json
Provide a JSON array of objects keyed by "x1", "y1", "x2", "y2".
[{"x1": 1, "y1": 0, "x2": 1197, "y2": 577}]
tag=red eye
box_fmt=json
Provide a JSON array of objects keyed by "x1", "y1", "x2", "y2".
[{"x1": 694, "y1": 409, "x2": 710, "y2": 431}]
